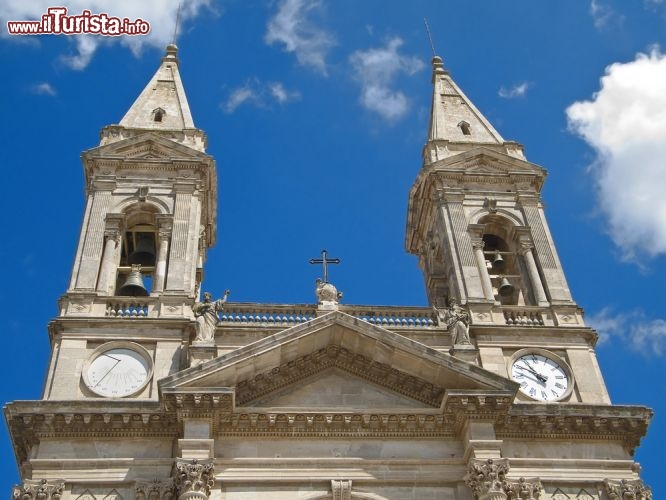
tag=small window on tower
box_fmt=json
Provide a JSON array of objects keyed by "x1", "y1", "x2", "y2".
[
  {"x1": 152, "y1": 108, "x2": 165, "y2": 122},
  {"x1": 459, "y1": 121, "x2": 471, "y2": 135}
]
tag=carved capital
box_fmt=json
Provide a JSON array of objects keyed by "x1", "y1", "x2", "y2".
[
  {"x1": 470, "y1": 237, "x2": 485, "y2": 250},
  {"x1": 136, "y1": 478, "x2": 176, "y2": 500},
  {"x1": 13, "y1": 479, "x2": 65, "y2": 500},
  {"x1": 503, "y1": 477, "x2": 542, "y2": 499},
  {"x1": 173, "y1": 459, "x2": 215, "y2": 500},
  {"x1": 465, "y1": 458, "x2": 509, "y2": 499},
  {"x1": 604, "y1": 478, "x2": 652, "y2": 500}
]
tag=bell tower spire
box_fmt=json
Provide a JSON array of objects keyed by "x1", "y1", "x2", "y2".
[{"x1": 406, "y1": 55, "x2": 575, "y2": 319}]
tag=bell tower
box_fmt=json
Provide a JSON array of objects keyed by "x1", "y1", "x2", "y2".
[
  {"x1": 41, "y1": 44, "x2": 216, "y2": 401},
  {"x1": 67, "y1": 43, "x2": 216, "y2": 309},
  {"x1": 406, "y1": 56, "x2": 575, "y2": 320}
]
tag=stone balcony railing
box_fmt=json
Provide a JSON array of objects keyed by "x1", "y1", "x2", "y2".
[{"x1": 58, "y1": 294, "x2": 584, "y2": 329}]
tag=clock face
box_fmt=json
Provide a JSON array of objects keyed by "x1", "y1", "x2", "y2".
[
  {"x1": 510, "y1": 350, "x2": 572, "y2": 402},
  {"x1": 84, "y1": 343, "x2": 152, "y2": 398}
]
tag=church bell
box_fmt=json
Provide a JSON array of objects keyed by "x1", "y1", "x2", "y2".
[
  {"x1": 118, "y1": 264, "x2": 149, "y2": 296},
  {"x1": 491, "y1": 251, "x2": 505, "y2": 271},
  {"x1": 128, "y1": 233, "x2": 156, "y2": 266},
  {"x1": 498, "y1": 276, "x2": 515, "y2": 296}
]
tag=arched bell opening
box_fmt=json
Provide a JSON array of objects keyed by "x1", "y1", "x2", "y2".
[
  {"x1": 115, "y1": 204, "x2": 160, "y2": 296},
  {"x1": 479, "y1": 216, "x2": 534, "y2": 306}
]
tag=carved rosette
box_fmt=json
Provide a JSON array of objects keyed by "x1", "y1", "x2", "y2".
[
  {"x1": 12, "y1": 479, "x2": 65, "y2": 500},
  {"x1": 503, "y1": 477, "x2": 542, "y2": 499},
  {"x1": 136, "y1": 478, "x2": 176, "y2": 500},
  {"x1": 465, "y1": 458, "x2": 510, "y2": 499},
  {"x1": 173, "y1": 459, "x2": 215, "y2": 500},
  {"x1": 604, "y1": 478, "x2": 652, "y2": 499}
]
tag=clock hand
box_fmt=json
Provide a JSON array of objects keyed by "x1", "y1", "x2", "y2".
[
  {"x1": 103, "y1": 353, "x2": 121, "y2": 362},
  {"x1": 94, "y1": 359, "x2": 121, "y2": 387},
  {"x1": 517, "y1": 363, "x2": 548, "y2": 383}
]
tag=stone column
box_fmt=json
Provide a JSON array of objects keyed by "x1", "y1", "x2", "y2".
[
  {"x1": 173, "y1": 458, "x2": 215, "y2": 500},
  {"x1": 518, "y1": 242, "x2": 548, "y2": 306},
  {"x1": 153, "y1": 217, "x2": 172, "y2": 294},
  {"x1": 469, "y1": 233, "x2": 495, "y2": 301},
  {"x1": 464, "y1": 458, "x2": 509, "y2": 500},
  {"x1": 96, "y1": 229, "x2": 120, "y2": 294}
]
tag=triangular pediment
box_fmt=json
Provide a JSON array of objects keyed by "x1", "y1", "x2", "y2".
[
  {"x1": 159, "y1": 311, "x2": 517, "y2": 411},
  {"x1": 248, "y1": 367, "x2": 430, "y2": 409},
  {"x1": 84, "y1": 133, "x2": 209, "y2": 161},
  {"x1": 431, "y1": 147, "x2": 546, "y2": 178}
]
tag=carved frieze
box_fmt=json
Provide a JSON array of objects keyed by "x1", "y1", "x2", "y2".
[
  {"x1": 604, "y1": 479, "x2": 652, "y2": 499},
  {"x1": 13, "y1": 479, "x2": 65, "y2": 500},
  {"x1": 503, "y1": 477, "x2": 542, "y2": 499}
]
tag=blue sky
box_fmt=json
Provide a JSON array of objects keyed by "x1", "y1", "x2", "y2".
[{"x1": 2, "y1": 0, "x2": 666, "y2": 496}]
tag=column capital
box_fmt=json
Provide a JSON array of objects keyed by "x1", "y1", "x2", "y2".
[
  {"x1": 604, "y1": 478, "x2": 652, "y2": 500},
  {"x1": 12, "y1": 479, "x2": 65, "y2": 500},
  {"x1": 465, "y1": 458, "x2": 509, "y2": 500},
  {"x1": 135, "y1": 478, "x2": 176, "y2": 500},
  {"x1": 503, "y1": 477, "x2": 543, "y2": 500},
  {"x1": 173, "y1": 458, "x2": 215, "y2": 500}
]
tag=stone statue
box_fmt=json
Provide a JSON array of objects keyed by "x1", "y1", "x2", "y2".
[
  {"x1": 193, "y1": 290, "x2": 230, "y2": 342},
  {"x1": 443, "y1": 297, "x2": 471, "y2": 345},
  {"x1": 315, "y1": 278, "x2": 342, "y2": 305}
]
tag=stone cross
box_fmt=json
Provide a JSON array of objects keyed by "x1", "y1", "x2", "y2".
[{"x1": 309, "y1": 249, "x2": 340, "y2": 283}]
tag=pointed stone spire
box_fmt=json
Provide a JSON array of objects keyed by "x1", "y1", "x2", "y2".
[
  {"x1": 120, "y1": 43, "x2": 194, "y2": 129},
  {"x1": 424, "y1": 55, "x2": 525, "y2": 164},
  {"x1": 100, "y1": 44, "x2": 206, "y2": 151}
]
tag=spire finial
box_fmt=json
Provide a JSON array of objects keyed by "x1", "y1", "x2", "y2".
[
  {"x1": 171, "y1": 3, "x2": 182, "y2": 46},
  {"x1": 423, "y1": 18, "x2": 437, "y2": 58}
]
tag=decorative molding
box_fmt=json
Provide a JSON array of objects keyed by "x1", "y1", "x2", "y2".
[
  {"x1": 136, "y1": 478, "x2": 176, "y2": 500},
  {"x1": 13, "y1": 479, "x2": 65, "y2": 500},
  {"x1": 465, "y1": 458, "x2": 509, "y2": 499},
  {"x1": 604, "y1": 479, "x2": 652, "y2": 499},
  {"x1": 173, "y1": 459, "x2": 215, "y2": 500},
  {"x1": 331, "y1": 480, "x2": 352, "y2": 500}
]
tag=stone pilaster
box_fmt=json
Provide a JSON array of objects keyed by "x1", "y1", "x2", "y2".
[
  {"x1": 331, "y1": 480, "x2": 352, "y2": 500},
  {"x1": 604, "y1": 478, "x2": 652, "y2": 499},
  {"x1": 173, "y1": 458, "x2": 215, "y2": 500},
  {"x1": 465, "y1": 458, "x2": 509, "y2": 500},
  {"x1": 12, "y1": 479, "x2": 65, "y2": 500}
]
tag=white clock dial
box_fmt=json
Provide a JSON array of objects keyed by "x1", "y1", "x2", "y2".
[
  {"x1": 83, "y1": 343, "x2": 152, "y2": 398},
  {"x1": 510, "y1": 350, "x2": 573, "y2": 402}
]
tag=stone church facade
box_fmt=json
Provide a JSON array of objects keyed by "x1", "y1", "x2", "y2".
[{"x1": 5, "y1": 46, "x2": 653, "y2": 500}]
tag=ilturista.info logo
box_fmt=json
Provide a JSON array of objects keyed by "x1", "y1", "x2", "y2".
[{"x1": 7, "y1": 7, "x2": 150, "y2": 36}]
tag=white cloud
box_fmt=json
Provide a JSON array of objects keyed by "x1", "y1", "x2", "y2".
[
  {"x1": 587, "y1": 308, "x2": 666, "y2": 356},
  {"x1": 0, "y1": 0, "x2": 215, "y2": 70},
  {"x1": 589, "y1": 0, "x2": 618, "y2": 29},
  {"x1": 269, "y1": 82, "x2": 301, "y2": 104},
  {"x1": 498, "y1": 81, "x2": 531, "y2": 99},
  {"x1": 566, "y1": 48, "x2": 666, "y2": 260},
  {"x1": 222, "y1": 79, "x2": 300, "y2": 113},
  {"x1": 349, "y1": 37, "x2": 425, "y2": 121},
  {"x1": 31, "y1": 82, "x2": 56, "y2": 96},
  {"x1": 265, "y1": 0, "x2": 335, "y2": 76}
]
